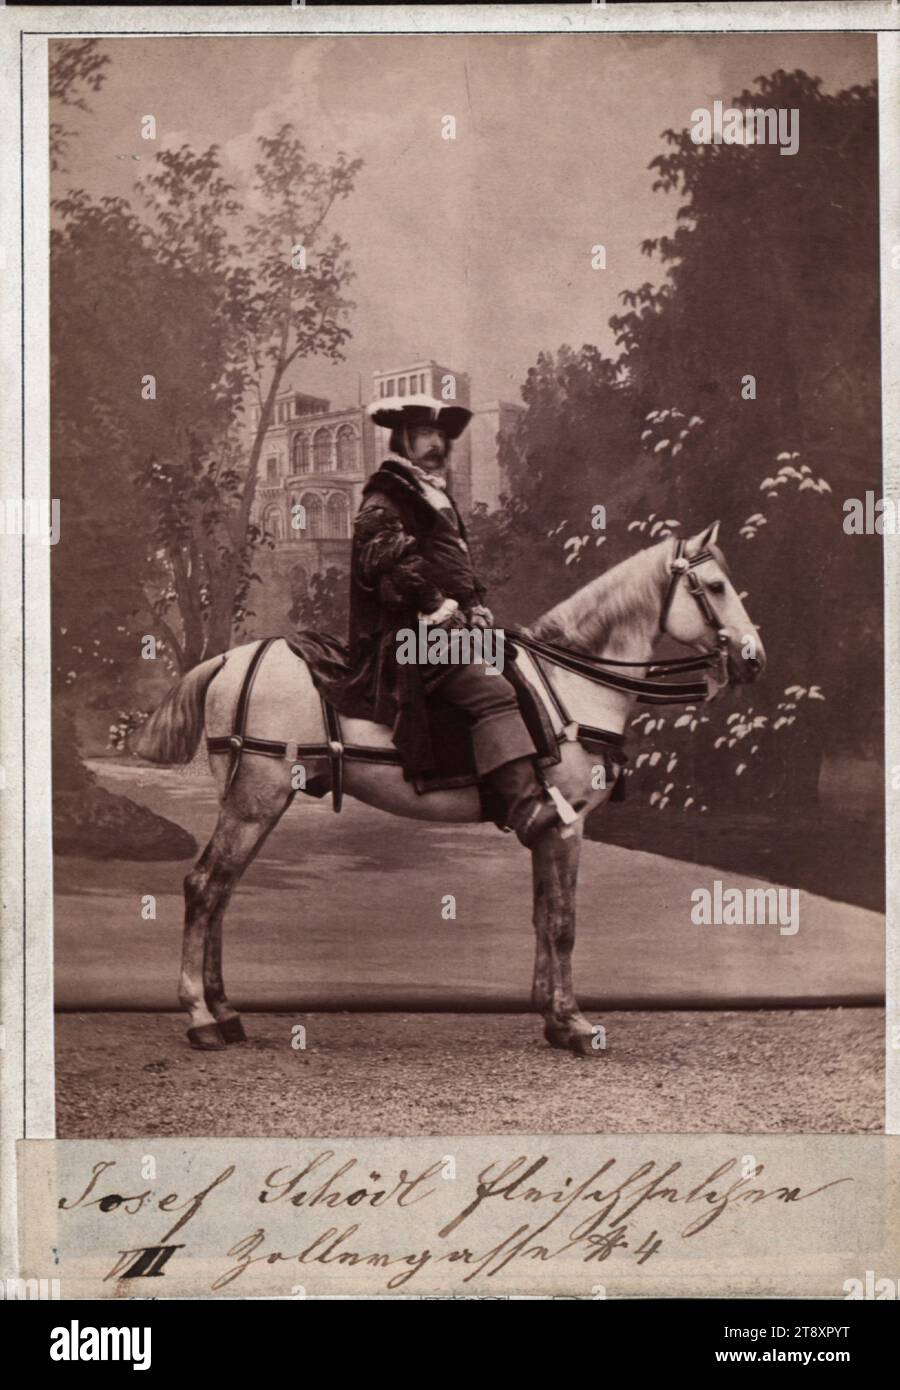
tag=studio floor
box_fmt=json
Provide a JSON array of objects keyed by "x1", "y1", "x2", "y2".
[{"x1": 55, "y1": 1007, "x2": 884, "y2": 1137}]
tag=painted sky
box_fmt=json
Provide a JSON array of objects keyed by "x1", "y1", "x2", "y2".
[{"x1": 57, "y1": 32, "x2": 875, "y2": 409}]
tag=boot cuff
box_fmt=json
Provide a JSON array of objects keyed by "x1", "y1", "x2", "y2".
[{"x1": 470, "y1": 710, "x2": 537, "y2": 776}]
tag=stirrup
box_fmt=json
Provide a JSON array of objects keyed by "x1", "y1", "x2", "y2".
[
  {"x1": 513, "y1": 798, "x2": 562, "y2": 848},
  {"x1": 514, "y1": 786, "x2": 586, "y2": 847},
  {"x1": 544, "y1": 783, "x2": 579, "y2": 825}
]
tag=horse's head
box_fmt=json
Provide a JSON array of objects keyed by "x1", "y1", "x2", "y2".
[{"x1": 659, "y1": 521, "x2": 766, "y2": 687}]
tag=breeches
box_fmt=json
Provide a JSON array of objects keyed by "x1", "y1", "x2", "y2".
[{"x1": 432, "y1": 660, "x2": 537, "y2": 776}]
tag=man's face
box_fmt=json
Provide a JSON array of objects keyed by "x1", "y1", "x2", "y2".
[{"x1": 407, "y1": 426, "x2": 448, "y2": 468}]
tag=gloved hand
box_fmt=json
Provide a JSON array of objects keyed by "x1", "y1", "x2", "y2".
[{"x1": 468, "y1": 604, "x2": 494, "y2": 629}]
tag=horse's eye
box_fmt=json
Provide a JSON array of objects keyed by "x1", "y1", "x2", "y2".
[{"x1": 707, "y1": 581, "x2": 726, "y2": 595}]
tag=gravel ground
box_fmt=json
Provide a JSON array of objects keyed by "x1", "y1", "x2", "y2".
[{"x1": 55, "y1": 1008, "x2": 884, "y2": 1136}]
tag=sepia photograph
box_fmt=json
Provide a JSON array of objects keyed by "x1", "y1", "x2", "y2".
[
  {"x1": 2, "y1": 2, "x2": 898, "y2": 1318},
  {"x1": 45, "y1": 26, "x2": 886, "y2": 1139}
]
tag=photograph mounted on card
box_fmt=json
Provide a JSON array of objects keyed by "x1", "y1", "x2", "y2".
[{"x1": 1, "y1": 0, "x2": 897, "y2": 1302}]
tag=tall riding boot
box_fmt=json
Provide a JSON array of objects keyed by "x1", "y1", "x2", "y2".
[{"x1": 488, "y1": 756, "x2": 571, "y2": 848}]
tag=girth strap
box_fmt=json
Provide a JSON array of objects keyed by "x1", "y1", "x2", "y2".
[{"x1": 321, "y1": 691, "x2": 344, "y2": 813}]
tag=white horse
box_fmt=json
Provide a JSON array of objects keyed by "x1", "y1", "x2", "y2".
[{"x1": 134, "y1": 523, "x2": 765, "y2": 1056}]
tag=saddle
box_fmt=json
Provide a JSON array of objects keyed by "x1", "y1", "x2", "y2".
[
  {"x1": 207, "y1": 632, "x2": 628, "y2": 816},
  {"x1": 290, "y1": 630, "x2": 563, "y2": 809}
]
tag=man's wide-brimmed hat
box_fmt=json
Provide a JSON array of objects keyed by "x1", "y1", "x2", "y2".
[{"x1": 368, "y1": 394, "x2": 472, "y2": 441}]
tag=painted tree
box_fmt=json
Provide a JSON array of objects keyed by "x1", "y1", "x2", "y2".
[
  {"x1": 290, "y1": 566, "x2": 350, "y2": 639},
  {"x1": 476, "y1": 70, "x2": 880, "y2": 810},
  {"x1": 50, "y1": 41, "x2": 140, "y2": 794},
  {"x1": 134, "y1": 127, "x2": 362, "y2": 666},
  {"x1": 610, "y1": 70, "x2": 880, "y2": 804},
  {"x1": 468, "y1": 344, "x2": 633, "y2": 620},
  {"x1": 49, "y1": 38, "x2": 110, "y2": 172}
]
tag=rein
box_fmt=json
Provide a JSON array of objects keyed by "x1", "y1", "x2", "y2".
[
  {"x1": 513, "y1": 540, "x2": 730, "y2": 706},
  {"x1": 507, "y1": 629, "x2": 712, "y2": 705}
]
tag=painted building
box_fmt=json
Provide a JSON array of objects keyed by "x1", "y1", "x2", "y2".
[{"x1": 246, "y1": 388, "x2": 373, "y2": 631}]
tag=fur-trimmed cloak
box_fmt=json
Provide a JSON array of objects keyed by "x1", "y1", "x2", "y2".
[{"x1": 295, "y1": 458, "x2": 487, "y2": 778}]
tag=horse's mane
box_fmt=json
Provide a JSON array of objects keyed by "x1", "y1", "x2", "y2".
[{"x1": 531, "y1": 537, "x2": 676, "y2": 651}]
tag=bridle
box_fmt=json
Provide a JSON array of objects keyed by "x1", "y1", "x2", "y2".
[
  {"x1": 659, "y1": 539, "x2": 730, "y2": 666},
  {"x1": 507, "y1": 539, "x2": 734, "y2": 705}
]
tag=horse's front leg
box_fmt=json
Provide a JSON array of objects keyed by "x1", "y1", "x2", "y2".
[{"x1": 531, "y1": 824, "x2": 597, "y2": 1057}]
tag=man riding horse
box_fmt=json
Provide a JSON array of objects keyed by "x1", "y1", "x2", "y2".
[{"x1": 342, "y1": 393, "x2": 567, "y2": 847}]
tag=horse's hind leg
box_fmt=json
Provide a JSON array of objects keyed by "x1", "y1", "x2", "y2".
[
  {"x1": 531, "y1": 824, "x2": 597, "y2": 1058},
  {"x1": 180, "y1": 796, "x2": 289, "y2": 1050}
]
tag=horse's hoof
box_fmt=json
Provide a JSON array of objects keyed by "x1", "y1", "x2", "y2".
[
  {"x1": 217, "y1": 1014, "x2": 246, "y2": 1045},
  {"x1": 187, "y1": 1023, "x2": 226, "y2": 1051},
  {"x1": 568, "y1": 1032, "x2": 601, "y2": 1058},
  {"x1": 543, "y1": 1023, "x2": 571, "y2": 1051}
]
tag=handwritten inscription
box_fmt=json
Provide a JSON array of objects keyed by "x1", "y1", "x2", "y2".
[{"x1": 55, "y1": 1150, "x2": 851, "y2": 1295}]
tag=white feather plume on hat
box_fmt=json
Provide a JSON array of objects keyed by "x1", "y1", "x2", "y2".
[{"x1": 367, "y1": 394, "x2": 472, "y2": 441}]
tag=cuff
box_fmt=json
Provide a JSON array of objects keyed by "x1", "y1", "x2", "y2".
[{"x1": 418, "y1": 597, "x2": 458, "y2": 625}]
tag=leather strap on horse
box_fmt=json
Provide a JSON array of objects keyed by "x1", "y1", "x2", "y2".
[
  {"x1": 208, "y1": 638, "x2": 278, "y2": 799},
  {"x1": 506, "y1": 629, "x2": 712, "y2": 705},
  {"x1": 207, "y1": 640, "x2": 389, "y2": 813},
  {"x1": 321, "y1": 693, "x2": 345, "y2": 813},
  {"x1": 659, "y1": 543, "x2": 718, "y2": 634},
  {"x1": 518, "y1": 637, "x2": 628, "y2": 759}
]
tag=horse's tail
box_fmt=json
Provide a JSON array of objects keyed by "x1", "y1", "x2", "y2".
[{"x1": 130, "y1": 654, "x2": 225, "y2": 764}]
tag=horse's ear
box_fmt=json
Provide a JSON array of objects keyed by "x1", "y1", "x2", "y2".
[{"x1": 692, "y1": 519, "x2": 720, "y2": 550}]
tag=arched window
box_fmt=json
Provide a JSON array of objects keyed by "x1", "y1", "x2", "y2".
[
  {"x1": 262, "y1": 505, "x2": 284, "y2": 541},
  {"x1": 299, "y1": 492, "x2": 325, "y2": 540},
  {"x1": 292, "y1": 434, "x2": 309, "y2": 473},
  {"x1": 336, "y1": 425, "x2": 358, "y2": 472},
  {"x1": 266, "y1": 456, "x2": 279, "y2": 482},
  {"x1": 313, "y1": 428, "x2": 333, "y2": 472},
  {"x1": 325, "y1": 492, "x2": 351, "y2": 539}
]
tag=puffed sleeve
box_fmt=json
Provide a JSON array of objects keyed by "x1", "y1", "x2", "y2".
[{"x1": 353, "y1": 495, "x2": 445, "y2": 614}]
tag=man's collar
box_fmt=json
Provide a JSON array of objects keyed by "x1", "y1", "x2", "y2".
[
  {"x1": 382, "y1": 456, "x2": 449, "y2": 493},
  {"x1": 405, "y1": 461, "x2": 449, "y2": 493}
]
